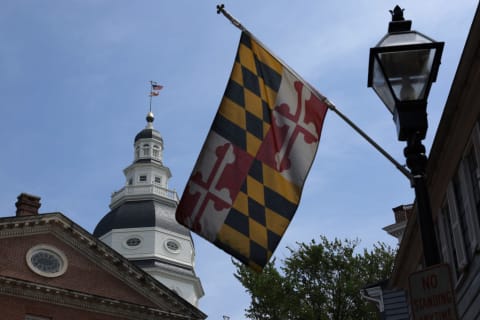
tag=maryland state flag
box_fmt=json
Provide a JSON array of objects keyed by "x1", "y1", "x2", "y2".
[{"x1": 176, "y1": 31, "x2": 328, "y2": 271}]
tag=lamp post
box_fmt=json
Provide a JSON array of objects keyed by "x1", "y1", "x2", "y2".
[{"x1": 367, "y1": 6, "x2": 444, "y2": 267}]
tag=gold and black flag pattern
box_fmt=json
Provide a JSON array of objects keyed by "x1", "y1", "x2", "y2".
[{"x1": 176, "y1": 31, "x2": 328, "y2": 271}]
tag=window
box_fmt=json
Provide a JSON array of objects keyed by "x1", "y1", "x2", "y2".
[
  {"x1": 123, "y1": 235, "x2": 143, "y2": 249},
  {"x1": 139, "y1": 175, "x2": 147, "y2": 182},
  {"x1": 165, "y1": 239, "x2": 180, "y2": 253},
  {"x1": 453, "y1": 124, "x2": 480, "y2": 252},
  {"x1": 126, "y1": 237, "x2": 141, "y2": 247},
  {"x1": 452, "y1": 174, "x2": 473, "y2": 257},
  {"x1": 436, "y1": 123, "x2": 480, "y2": 283},
  {"x1": 142, "y1": 144, "x2": 150, "y2": 156},
  {"x1": 438, "y1": 202, "x2": 462, "y2": 279},
  {"x1": 465, "y1": 149, "x2": 480, "y2": 220},
  {"x1": 445, "y1": 181, "x2": 469, "y2": 273},
  {"x1": 26, "y1": 245, "x2": 68, "y2": 278},
  {"x1": 464, "y1": 123, "x2": 480, "y2": 238},
  {"x1": 128, "y1": 178, "x2": 133, "y2": 185},
  {"x1": 154, "y1": 176, "x2": 161, "y2": 184},
  {"x1": 153, "y1": 145, "x2": 160, "y2": 159},
  {"x1": 135, "y1": 146, "x2": 140, "y2": 159}
]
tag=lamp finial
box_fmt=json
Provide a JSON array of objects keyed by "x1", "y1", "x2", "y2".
[
  {"x1": 390, "y1": 5, "x2": 405, "y2": 22},
  {"x1": 388, "y1": 5, "x2": 411, "y2": 33}
]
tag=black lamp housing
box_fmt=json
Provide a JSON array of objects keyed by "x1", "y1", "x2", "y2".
[{"x1": 368, "y1": 6, "x2": 444, "y2": 141}]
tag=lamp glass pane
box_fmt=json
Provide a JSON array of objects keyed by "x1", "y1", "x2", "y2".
[
  {"x1": 379, "y1": 48, "x2": 436, "y2": 102},
  {"x1": 372, "y1": 57, "x2": 396, "y2": 113},
  {"x1": 379, "y1": 31, "x2": 432, "y2": 47}
]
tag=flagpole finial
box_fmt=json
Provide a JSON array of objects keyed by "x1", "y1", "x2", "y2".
[{"x1": 216, "y1": 4, "x2": 247, "y2": 32}]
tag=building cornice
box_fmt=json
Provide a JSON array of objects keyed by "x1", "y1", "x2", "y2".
[
  {"x1": 0, "y1": 275, "x2": 190, "y2": 320},
  {"x1": 0, "y1": 213, "x2": 205, "y2": 319},
  {"x1": 110, "y1": 185, "x2": 178, "y2": 209}
]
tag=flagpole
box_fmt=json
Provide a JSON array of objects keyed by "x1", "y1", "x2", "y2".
[
  {"x1": 324, "y1": 99, "x2": 412, "y2": 180},
  {"x1": 216, "y1": 4, "x2": 413, "y2": 181},
  {"x1": 149, "y1": 80, "x2": 154, "y2": 112},
  {"x1": 216, "y1": 4, "x2": 247, "y2": 32}
]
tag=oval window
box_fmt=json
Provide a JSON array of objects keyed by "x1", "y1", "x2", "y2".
[
  {"x1": 165, "y1": 239, "x2": 180, "y2": 252},
  {"x1": 126, "y1": 237, "x2": 142, "y2": 247}
]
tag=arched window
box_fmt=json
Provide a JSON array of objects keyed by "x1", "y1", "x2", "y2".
[
  {"x1": 153, "y1": 145, "x2": 160, "y2": 159},
  {"x1": 142, "y1": 144, "x2": 150, "y2": 156},
  {"x1": 135, "y1": 146, "x2": 140, "y2": 159}
]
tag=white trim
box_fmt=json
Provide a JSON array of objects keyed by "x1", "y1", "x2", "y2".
[
  {"x1": 446, "y1": 182, "x2": 469, "y2": 270},
  {"x1": 123, "y1": 235, "x2": 144, "y2": 250},
  {"x1": 458, "y1": 150, "x2": 480, "y2": 252},
  {"x1": 437, "y1": 203, "x2": 459, "y2": 281},
  {"x1": 471, "y1": 123, "x2": 480, "y2": 175},
  {"x1": 26, "y1": 244, "x2": 68, "y2": 278},
  {"x1": 360, "y1": 286, "x2": 384, "y2": 312},
  {"x1": 25, "y1": 315, "x2": 51, "y2": 320},
  {"x1": 468, "y1": 123, "x2": 480, "y2": 250},
  {"x1": 164, "y1": 239, "x2": 181, "y2": 254}
]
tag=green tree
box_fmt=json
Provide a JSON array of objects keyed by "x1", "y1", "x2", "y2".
[{"x1": 234, "y1": 236, "x2": 396, "y2": 320}]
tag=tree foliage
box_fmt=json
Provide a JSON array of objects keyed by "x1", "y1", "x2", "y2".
[{"x1": 234, "y1": 236, "x2": 396, "y2": 320}]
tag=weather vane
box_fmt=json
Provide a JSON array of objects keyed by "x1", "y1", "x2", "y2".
[{"x1": 148, "y1": 80, "x2": 164, "y2": 112}]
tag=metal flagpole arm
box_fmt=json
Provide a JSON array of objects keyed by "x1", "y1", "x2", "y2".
[
  {"x1": 324, "y1": 98, "x2": 413, "y2": 181},
  {"x1": 217, "y1": 4, "x2": 247, "y2": 32}
]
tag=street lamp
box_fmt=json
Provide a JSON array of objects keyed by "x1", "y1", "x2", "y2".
[{"x1": 368, "y1": 6, "x2": 444, "y2": 267}]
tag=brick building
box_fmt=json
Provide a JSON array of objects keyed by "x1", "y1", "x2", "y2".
[{"x1": 0, "y1": 193, "x2": 206, "y2": 320}]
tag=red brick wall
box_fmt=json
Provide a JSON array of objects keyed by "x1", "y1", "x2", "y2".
[
  {"x1": 0, "y1": 295, "x2": 129, "y2": 320},
  {"x1": 0, "y1": 233, "x2": 155, "y2": 307}
]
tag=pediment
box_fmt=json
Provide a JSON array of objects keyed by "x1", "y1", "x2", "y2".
[{"x1": 0, "y1": 213, "x2": 205, "y2": 320}]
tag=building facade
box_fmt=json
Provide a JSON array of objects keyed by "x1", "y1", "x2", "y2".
[
  {"x1": 389, "y1": 4, "x2": 480, "y2": 319},
  {"x1": 94, "y1": 112, "x2": 204, "y2": 307},
  {"x1": 383, "y1": 204, "x2": 413, "y2": 244},
  {"x1": 0, "y1": 193, "x2": 206, "y2": 320}
]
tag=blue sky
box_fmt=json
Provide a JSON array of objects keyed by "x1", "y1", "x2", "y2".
[{"x1": 0, "y1": 1, "x2": 477, "y2": 319}]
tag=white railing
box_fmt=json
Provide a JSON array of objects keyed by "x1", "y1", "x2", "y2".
[{"x1": 111, "y1": 184, "x2": 178, "y2": 204}]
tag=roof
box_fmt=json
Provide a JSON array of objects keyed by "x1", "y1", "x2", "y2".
[
  {"x1": 134, "y1": 111, "x2": 163, "y2": 143},
  {"x1": 93, "y1": 200, "x2": 190, "y2": 238},
  {"x1": 135, "y1": 127, "x2": 163, "y2": 143}
]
